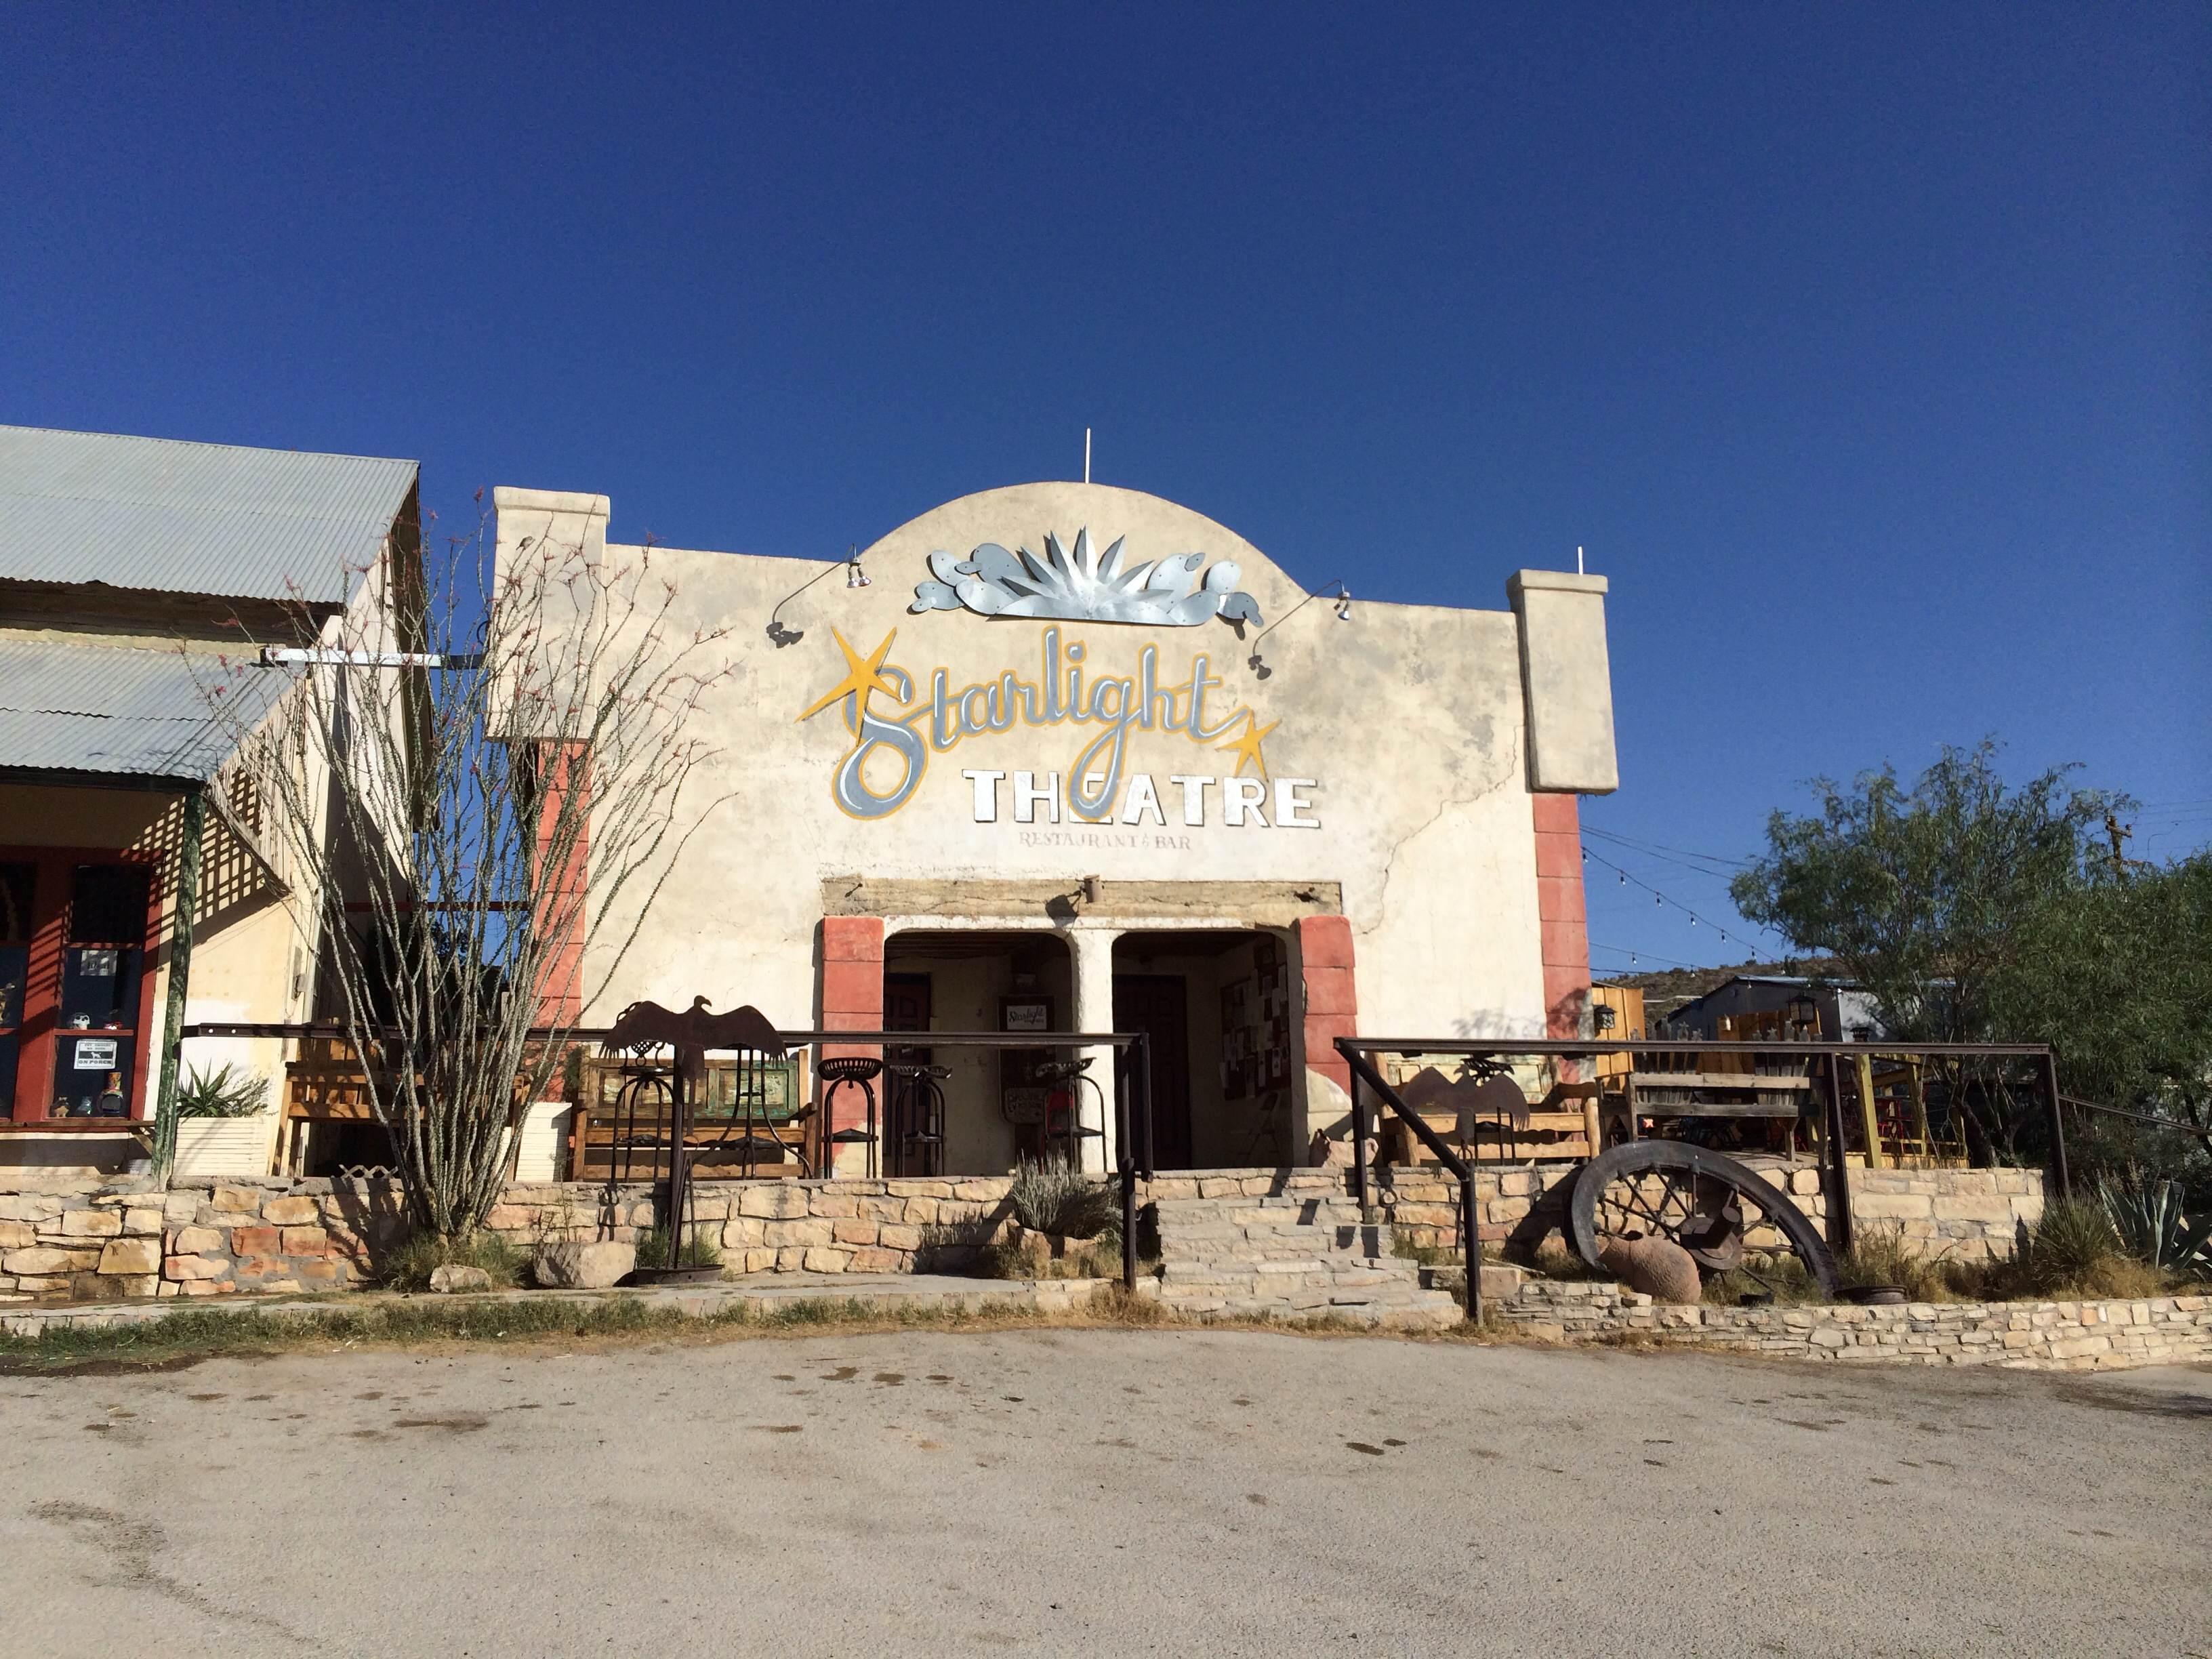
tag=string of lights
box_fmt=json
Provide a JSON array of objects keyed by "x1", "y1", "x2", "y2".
[
  {"x1": 1579, "y1": 840, "x2": 1783, "y2": 955},
  {"x1": 1588, "y1": 941, "x2": 1713, "y2": 970}
]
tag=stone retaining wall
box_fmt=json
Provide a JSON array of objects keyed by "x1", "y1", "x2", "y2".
[
  {"x1": 483, "y1": 1176, "x2": 1019, "y2": 1275},
  {"x1": 0, "y1": 1160, "x2": 2050, "y2": 1305},
  {"x1": 1371, "y1": 1163, "x2": 2045, "y2": 1261},
  {"x1": 0, "y1": 1176, "x2": 405, "y2": 1300},
  {"x1": 1501, "y1": 1279, "x2": 2212, "y2": 1371},
  {"x1": 0, "y1": 1174, "x2": 1023, "y2": 1302}
]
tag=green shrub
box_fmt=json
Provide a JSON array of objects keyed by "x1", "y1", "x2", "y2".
[
  {"x1": 381, "y1": 1230, "x2": 525, "y2": 1292},
  {"x1": 2013, "y1": 1200, "x2": 2121, "y2": 1293},
  {"x1": 1008, "y1": 1154, "x2": 1118, "y2": 1240},
  {"x1": 175, "y1": 1062, "x2": 270, "y2": 1119}
]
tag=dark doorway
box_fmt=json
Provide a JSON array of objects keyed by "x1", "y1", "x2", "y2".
[{"x1": 1114, "y1": 974, "x2": 1192, "y2": 1170}]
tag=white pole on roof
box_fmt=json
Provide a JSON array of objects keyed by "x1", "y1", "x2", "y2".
[{"x1": 1084, "y1": 427, "x2": 1092, "y2": 485}]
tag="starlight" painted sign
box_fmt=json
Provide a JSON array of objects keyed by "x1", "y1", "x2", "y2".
[{"x1": 796, "y1": 625, "x2": 1315, "y2": 830}]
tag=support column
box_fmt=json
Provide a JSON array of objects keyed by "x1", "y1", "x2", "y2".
[
  {"x1": 817, "y1": 916, "x2": 884, "y2": 1175},
  {"x1": 1294, "y1": 915, "x2": 1357, "y2": 1155},
  {"x1": 1068, "y1": 926, "x2": 1118, "y2": 1174}
]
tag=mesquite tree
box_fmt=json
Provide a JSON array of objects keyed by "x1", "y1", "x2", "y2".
[
  {"x1": 205, "y1": 500, "x2": 731, "y2": 1236},
  {"x1": 1729, "y1": 741, "x2": 2123, "y2": 1162}
]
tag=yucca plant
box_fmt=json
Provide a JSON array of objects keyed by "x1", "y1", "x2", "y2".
[{"x1": 2100, "y1": 1177, "x2": 2212, "y2": 1275}]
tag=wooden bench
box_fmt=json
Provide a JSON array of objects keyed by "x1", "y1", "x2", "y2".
[{"x1": 570, "y1": 1102, "x2": 816, "y2": 1184}]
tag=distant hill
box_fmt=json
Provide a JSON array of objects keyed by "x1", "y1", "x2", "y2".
[{"x1": 1597, "y1": 957, "x2": 1844, "y2": 1023}]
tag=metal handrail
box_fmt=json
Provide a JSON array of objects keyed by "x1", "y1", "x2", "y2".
[
  {"x1": 1337, "y1": 1036, "x2": 2076, "y2": 1273},
  {"x1": 1335, "y1": 1041, "x2": 1483, "y2": 1322}
]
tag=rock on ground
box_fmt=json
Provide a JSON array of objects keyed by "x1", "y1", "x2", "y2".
[{"x1": 532, "y1": 1240, "x2": 636, "y2": 1290}]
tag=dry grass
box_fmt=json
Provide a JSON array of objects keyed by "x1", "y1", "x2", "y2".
[
  {"x1": 3, "y1": 1279, "x2": 1468, "y2": 1375},
  {"x1": 379, "y1": 1230, "x2": 527, "y2": 1293}
]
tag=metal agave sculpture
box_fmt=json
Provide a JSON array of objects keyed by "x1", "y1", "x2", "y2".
[{"x1": 909, "y1": 527, "x2": 1263, "y2": 632}]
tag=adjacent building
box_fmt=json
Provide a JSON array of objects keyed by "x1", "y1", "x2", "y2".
[{"x1": 0, "y1": 425, "x2": 420, "y2": 1174}]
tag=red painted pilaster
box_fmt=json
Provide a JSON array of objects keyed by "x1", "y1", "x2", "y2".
[
  {"x1": 1532, "y1": 793, "x2": 1590, "y2": 1040},
  {"x1": 817, "y1": 916, "x2": 885, "y2": 1162},
  {"x1": 529, "y1": 741, "x2": 591, "y2": 1027},
  {"x1": 1294, "y1": 914, "x2": 1357, "y2": 1104}
]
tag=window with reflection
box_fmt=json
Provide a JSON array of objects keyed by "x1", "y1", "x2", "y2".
[
  {"x1": 53, "y1": 864, "x2": 148, "y2": 1117},
  {"x1": 0, "y1": 863, "x2": 32, "y2": 1118}
]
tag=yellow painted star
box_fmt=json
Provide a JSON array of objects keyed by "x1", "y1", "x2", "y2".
[
  {"x1": 795, "y1": 628, "x2": 904, "y2": 727},
  {"x1": 1216, "y1": 710, "x2": 1279, "y2": 779}
]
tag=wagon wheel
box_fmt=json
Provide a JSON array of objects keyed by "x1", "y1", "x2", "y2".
[{"x1": 1568, "y1": 1141, "x2": 1840, "y2": 1299}]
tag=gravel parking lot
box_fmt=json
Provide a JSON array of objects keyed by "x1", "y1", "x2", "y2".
[{"x1": 3, "y1": 1328, "x2": 2207, "y2": 1658}]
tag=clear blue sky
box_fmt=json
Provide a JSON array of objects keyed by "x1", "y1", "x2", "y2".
[{"x1": 5, "y1": 5, "x2": 2205, "y2": 973}]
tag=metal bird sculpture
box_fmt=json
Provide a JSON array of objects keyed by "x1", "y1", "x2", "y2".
[{"x1": 601, "y1": 996, "x2": 785, "y2": 1085}]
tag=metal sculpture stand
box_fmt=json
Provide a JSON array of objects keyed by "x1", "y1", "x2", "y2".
[{"x1": 601, "y1": 997, "x2": 785, "y2": 1282}]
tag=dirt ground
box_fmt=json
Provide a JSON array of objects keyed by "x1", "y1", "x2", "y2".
[{"x1": 3, "y1": 1328, "x2": 2207, "y2": 1657}]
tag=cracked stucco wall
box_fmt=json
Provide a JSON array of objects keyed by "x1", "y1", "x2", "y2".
[{"x1": 501, "y1": 480, "x2": 1610, "y2": 1070}]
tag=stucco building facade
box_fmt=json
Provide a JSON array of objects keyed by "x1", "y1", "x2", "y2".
[{"x1": 500, "y1": 479, "x2": 1617, "y2": 1176}]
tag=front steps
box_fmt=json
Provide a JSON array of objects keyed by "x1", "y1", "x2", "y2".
[{"x1": 1147, "y1": 1169, "x2": 1464, "y2": 1328}]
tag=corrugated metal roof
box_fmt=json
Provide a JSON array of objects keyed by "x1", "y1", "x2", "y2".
[
  {"x1": 0, "y1": 425, "x2": 417, "y2": 604},
  {"x1": 0, "y1": 636, "x2": 293, "y2": 781}
]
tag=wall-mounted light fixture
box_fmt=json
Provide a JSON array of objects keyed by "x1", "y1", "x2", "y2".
[
  {"x1": 766, "y1": 545, "x2": 867, "y2": 647},
  {"x1": 1786, "y1": 990, "x2": 1820, "y2": 1037},
  {"x1": 1244, "y1": 580, "x2": 1351, "y2": 680}
]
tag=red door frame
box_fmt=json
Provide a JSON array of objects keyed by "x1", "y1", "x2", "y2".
[{"x1": 3, "y1": 845, "x2": 165, "y2": 1123}]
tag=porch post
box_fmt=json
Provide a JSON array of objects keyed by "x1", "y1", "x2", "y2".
[
  {"x1": 152, "y1": 785, "x2": 205, "y2": 1184},
  {"x1": 1068, "y1": 924, "x2": 1118, "y2": 1174}
]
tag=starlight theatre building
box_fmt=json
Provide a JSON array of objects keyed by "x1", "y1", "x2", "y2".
[{"x1": 504, "y1": 480, "x2": 1616, "y2": 1178}]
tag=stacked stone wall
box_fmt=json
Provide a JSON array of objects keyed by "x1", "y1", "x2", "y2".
[
  {"x1": 1501, "y1": 1279, "x2": 2212, "y2": 1371},
  {"x1": 0, "y1": 1177, "x2": 406, "y2": 1300},
  {"x1": 483, "y1": 1176, "x2": 1019, "y2": 1275},
  {"x1": 0, "y1": 1161, "x2": 2049, "y2": 1305}
]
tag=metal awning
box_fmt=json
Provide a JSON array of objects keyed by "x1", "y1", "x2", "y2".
[{"x1": 0, "y1": 636, "x2": 293, "y2": 783}]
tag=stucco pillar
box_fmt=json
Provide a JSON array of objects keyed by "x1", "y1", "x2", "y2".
[
  {"x1": 817, "y1": 916, "x2": 884, "y2": 1174},
  {"x1": 1067, "y1": 925, "x2": 1119, "y2": 1174},
  {"x1": 1294, "y1": 916, "x2": 1357, "y2": 1153},
  {"x1": 1532, "y1": 792, "x2": 1591, "y2": 1053}
]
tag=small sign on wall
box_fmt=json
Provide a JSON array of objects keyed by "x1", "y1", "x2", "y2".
[{"x1": 73, "y1": 1037, "x2": 119, "y2": 1071}]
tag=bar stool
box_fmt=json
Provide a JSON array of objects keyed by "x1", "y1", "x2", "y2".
[
  {"x1": 817, "y1": 1055, "x2": 884, "y2": 1177},
  {"x1": 1031, "y1": 1056, "x2": 1105, "y2": 1166},
  {"x1": 886, "y1": 1062, "x2": 950, "y2": 1178}
]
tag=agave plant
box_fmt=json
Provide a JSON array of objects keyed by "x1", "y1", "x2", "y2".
[
  {"x1": 175, "y1": 1061, "x2": 271, "y2": 1119},
  {"x1": 2099, "y1": 1176, "x2": 2212, "y2": 1273},
  {"x1": 911, "y1": 528, "x2": 1263, "y2": 630}
]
